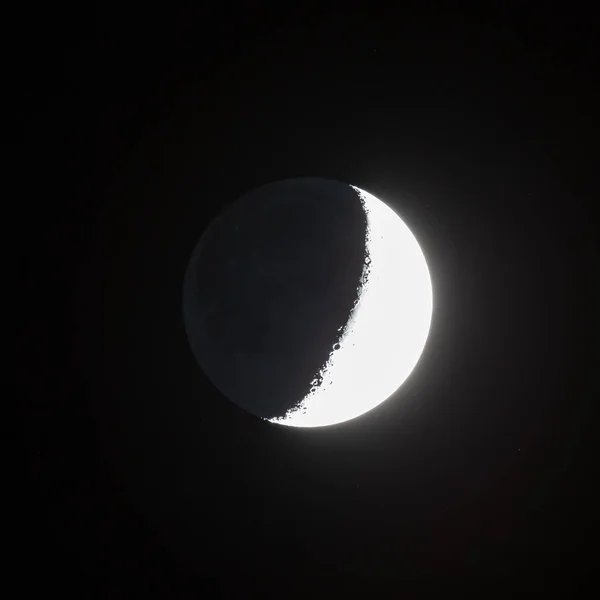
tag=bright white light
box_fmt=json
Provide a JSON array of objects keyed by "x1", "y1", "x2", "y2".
[{"x1": 268, "y1": 186, "x2": 433, "y2": 427}]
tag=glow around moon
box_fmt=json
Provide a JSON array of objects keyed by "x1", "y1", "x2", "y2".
[{"x1": 269, "y1": 186, "x2": 433, "y2": 428}]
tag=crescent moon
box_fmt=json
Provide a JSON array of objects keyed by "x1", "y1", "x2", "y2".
[{"x1": 268, "y1": 186, "x2": 433, "y2": 427}]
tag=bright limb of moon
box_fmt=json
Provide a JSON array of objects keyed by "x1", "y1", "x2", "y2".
[{"x1": 268, "y1": 186, "x2": 433, "y2": 428}]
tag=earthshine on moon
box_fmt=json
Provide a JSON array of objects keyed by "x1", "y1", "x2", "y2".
[{"x1": 182, "y1": 179, "x2": 432, "y2": 428}]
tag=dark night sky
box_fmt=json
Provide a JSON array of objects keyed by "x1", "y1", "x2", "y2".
[{"x1": 20, "y1": 6, "x2": 597, "y2": 596}]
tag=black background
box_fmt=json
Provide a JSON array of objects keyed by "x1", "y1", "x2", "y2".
[{"x1": 20, "y1": 6, "x2": 597, "y2": 596}]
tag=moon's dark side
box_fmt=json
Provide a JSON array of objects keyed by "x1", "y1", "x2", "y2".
[{"x1": 182, "y1": 178, "x2": 367, "y2": 421}]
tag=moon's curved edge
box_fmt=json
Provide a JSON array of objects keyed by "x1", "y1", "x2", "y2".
[
  {"x1": 266, "y1": 185, "x2": 374, "y2": 426},
  {"x1": 267, "y1": 184, "x2": 433, "y2": 429}
]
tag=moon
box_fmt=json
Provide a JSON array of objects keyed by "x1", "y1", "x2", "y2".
[
  {"x1": 269, "y1": 186, "x2": 433, "y2": 427},
  {"x1": 182, "y1": 179, "x2": 432, "y2": 428}
]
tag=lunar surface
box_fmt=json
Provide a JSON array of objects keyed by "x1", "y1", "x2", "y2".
[{"x1": 182, "y1": 178, "x2": 432, "y2": 427}]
